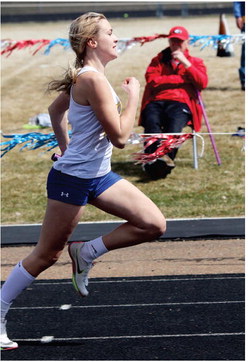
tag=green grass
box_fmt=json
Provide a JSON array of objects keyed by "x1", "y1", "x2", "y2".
[{"x1": 1, "y1": 129, "x2": 244, "y2": 224}]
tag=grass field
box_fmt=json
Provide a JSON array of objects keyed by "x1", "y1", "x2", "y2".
[{"x1": 1, "y1": 15, "x2": 245, "y2": 224}]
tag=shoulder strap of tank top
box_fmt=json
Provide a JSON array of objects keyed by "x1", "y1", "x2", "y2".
[
  {"x1": 77, "y1": 66, "x2": 99, "y2": 75},
  {"x1": 70, "y1": 66, "x2": 99, "y2": 100},
  {"x1": 75, "y1": 66, "x2": 120, "y2": 105}
]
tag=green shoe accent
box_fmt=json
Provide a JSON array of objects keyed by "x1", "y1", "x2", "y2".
[{"x1": 72, "y1": 274, "x2": 79, "y2": 292}]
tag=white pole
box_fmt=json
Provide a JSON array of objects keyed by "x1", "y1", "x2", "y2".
[{"x1": 192, "y1": 131, "x2": 199, "y2": 169}]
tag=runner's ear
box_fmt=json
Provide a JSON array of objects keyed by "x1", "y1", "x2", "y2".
[{"x1": 87, "y1": 38, "x2": 97, "y2": 49}]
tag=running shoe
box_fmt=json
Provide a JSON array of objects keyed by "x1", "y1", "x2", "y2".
[
  {"x1": 0, "y1": 319, "x2": 18, "y2": 350},
  {"x1": 68, "y1": 242, "x2": 93, "y2": 297}
]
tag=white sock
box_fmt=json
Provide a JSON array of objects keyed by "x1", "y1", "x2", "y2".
[
  {"x1": 80, "y1": 236, "x2": 108, "y2": 263},
  {"x1": 1, "y1": 299, "x2": 12, "y2": 322},
  {"x1": 1, "y1": 261, "x2": 35, "y2": 320}
]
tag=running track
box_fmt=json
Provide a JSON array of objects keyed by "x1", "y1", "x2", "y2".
[{"x1": 1, "y1": 273, "x2": 244, "y2": 360}]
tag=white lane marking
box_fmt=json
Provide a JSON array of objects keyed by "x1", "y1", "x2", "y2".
[
  {"x1": 40, "y1": 336, "x2": 54, "y2": 343},
  {"x1": 14, "y1": 331, "x2": 245, "y2": 342},
  {"x1": 11, "y1": 300, "x2": 244, "y2": 310},
  {"x1": 59, "y1": 304, "x2": 72, "y2": 310}
]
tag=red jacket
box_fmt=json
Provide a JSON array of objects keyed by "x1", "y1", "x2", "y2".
[{"x1": 139, "y1": 48, "x2": 208, "y2": 131}]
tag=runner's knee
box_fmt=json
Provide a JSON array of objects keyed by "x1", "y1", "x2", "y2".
[
  {"x1": 26, "y1": 248, "x2": 64, "y2": 274},
  {"x1": 143, "y1": 217, "x2": 166, "y2": 239},
  {"x1": 152, "y1": 218, "x2": 166, "y2": 237}
]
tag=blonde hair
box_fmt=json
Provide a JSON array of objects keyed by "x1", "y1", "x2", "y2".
[{"x1": 48, "y1": 12, "x2": 106, "y2": 94}]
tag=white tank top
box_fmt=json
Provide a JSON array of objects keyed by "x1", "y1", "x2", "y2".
[{"x1": 53, "y1": 66, "x2": 121, "y2": 178}]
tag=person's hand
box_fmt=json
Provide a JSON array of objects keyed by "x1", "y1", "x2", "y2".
[
  {"x1": 171, "y1": 50, "x2": 192, "y2": 68},
  {"x1": 236, "y1": 17, "x2": 244, "y2": 30},
  {"x1": 121, "y1": 77, "x2": 140, "y2": 96}
]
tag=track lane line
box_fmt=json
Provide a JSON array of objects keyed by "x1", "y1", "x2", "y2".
[
  {"x1": 11, "y1": 300, "x2": 244, "y2": 310},
  {"x1": 14, "y1": 331, "x2": 245, "y2": 342}
]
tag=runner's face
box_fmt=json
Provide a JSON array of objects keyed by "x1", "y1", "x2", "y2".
[{"x1": 95, "y1": 19, "x2": 119, "y2": 61}]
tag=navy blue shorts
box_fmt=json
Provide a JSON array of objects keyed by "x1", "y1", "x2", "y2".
[{"x1": 47, "y1": 168, "x2": 122, "y2": 206}]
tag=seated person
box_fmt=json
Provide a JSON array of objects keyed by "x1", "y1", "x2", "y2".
[
  {"x1": 233, "y1": 1, "x2": 245, "y2": 90},
  {"x1": 139, "y1": 26, "x2": 208, "y2": 179}
]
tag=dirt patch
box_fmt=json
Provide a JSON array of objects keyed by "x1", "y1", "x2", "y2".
[{"x1": 1, "y1": 238, "x2": 244, "y2": 281}]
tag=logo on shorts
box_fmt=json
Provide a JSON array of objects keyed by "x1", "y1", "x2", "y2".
[{"x1": 61, "y1": 191, "x2": 69, "y2": 197}]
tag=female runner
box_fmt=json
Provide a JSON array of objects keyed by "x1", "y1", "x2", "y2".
[{"x1": 1, "y1": 12, "x2": 166, "y2": 349}]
